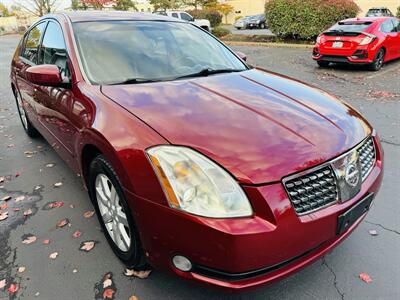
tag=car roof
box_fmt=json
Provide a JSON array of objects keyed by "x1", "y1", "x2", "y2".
[
  {"x1": 59, "y1": 11, "x2": 183, "y2": 23},
  {"x1": 340, "y1": 16, "x2": 392, "y2": 23}
]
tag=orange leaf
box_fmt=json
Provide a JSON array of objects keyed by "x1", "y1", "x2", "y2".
[
  {"x1": 42, "y1": 239, "x2": 50, "y2": 245},
  {"x1": 359, "y1": 273, "x2": 372, "y2": 283},
  {"x1": 72, "y1": 230, "x2": 81, "y2": 238},
  {"x1": 103, "y1": 288, "x2": 115, "y2": 299},
  {"x1": 129, "y1": 296, "x2": 138, "y2": 300},
  {"x1": 7, "y1": 283, "x2": 18, "y2": 294}
]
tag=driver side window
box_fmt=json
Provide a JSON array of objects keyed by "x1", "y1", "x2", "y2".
[{"x1": 39, "y1": 21, "x2": 70, "y2": 82}]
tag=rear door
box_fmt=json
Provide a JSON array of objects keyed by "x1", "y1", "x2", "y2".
[
  {"x1": 380, "y1": 19, "x2": 397, "y2": 60},
  {"x1": 14, "y1": 21, "x2": 47, "y2": 128},
  {"x1": 391, "y1": 18, "x2": 400, "y2": 58}
]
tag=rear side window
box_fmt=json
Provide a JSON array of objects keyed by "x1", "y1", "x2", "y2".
[
  {"x1": 180, "y1": 13, "x2": 192, "y2": 22},
  {"x1": 171, "y1": 13, "x2": 178, "y2": 18},
  {"x1": 380, "y1": 20, "x2": 395, "y2": 33},
  {"x1": 21, "y1": 22, "x2": 47, "y2": 64},
  {"x1": 329, "y1": 21, "x2": 373, "y2": 33}
]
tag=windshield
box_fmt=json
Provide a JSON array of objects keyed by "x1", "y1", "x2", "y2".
[
  {"x1": 73, "y1": 21, "x2": 247, "y2": 85},
  {"x1": 329, "y1": 21, "x2": 373, "y2": 32}
]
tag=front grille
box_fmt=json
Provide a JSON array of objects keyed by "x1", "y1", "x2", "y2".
[
  {"x1": 284, "y1": 166, "x2": 338, "y2": 215},
  {"x1": 320, "y1": 55, "x2": 349, "y2": 63},
  {"x1": 357, "y1": 137, "x2": 376, "y2": 180}
]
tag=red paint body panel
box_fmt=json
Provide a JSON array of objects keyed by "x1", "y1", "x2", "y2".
[
  {"x1": 10, "y1": 12, "x2": 384, "y2": 291},
  {"x1": 313, "y1": 17, "x2": 400, "y2": 64}
]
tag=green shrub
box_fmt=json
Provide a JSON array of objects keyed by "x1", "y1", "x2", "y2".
[
  {"x1": 212, "y1": 26, "x2": 231, "y2": 37},
  {"x1": 265, "y1": 0, "x2": 360, "y2": 39},
  {"x1": 187, "y1": 9, "x2": 223, "y2": 27},
  {"x1": 397, "y1": 6, "x2": 400, "y2": 18}
]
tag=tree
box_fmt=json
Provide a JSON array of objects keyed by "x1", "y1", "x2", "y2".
[
  {"x1": 80, "y1": 0, "x2": 113, "y2": 10},
  {"x1": 113, "y1": 0, "x2": 136, "y2": 11},
  {"x1": 15, "y1": 0, "x2": 62, "y2": 16},
  {"x1": 182, "y1": 0, "x2": 215, "y2": 10},
  {"x1": 0, "y1": 2, "x2": 11, "y2": 16},
  {"x1": 215, "y1": 3, "x2": 233, "y2": 24},
  {"x1": 149, "y1": 0, "x2": 182, "y2": 11}
]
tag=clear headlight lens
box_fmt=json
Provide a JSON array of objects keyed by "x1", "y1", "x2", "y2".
[{"x1": 147, "y1": 146, "x2": 253, "y2": 218}]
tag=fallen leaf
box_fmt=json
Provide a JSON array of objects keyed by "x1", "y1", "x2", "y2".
[
  {"x1": 35, "y1": 292, "x2": 40, "y2": 297},
  {"x1": 0, "y1": 279, "x2": 6, "y2": 289},
  {"x1": 7, "y1": 144, "x2": 14, "y2": 148},
  {"x1": 103, "y1": 278, "x2": 112, "y2": 288},
  {"x1": 15, "y1": 171, "x2": 21, "y2": 177},
  {"x1": 14, "y1": 208, "x2": 20, "y2": 212},
  {"x1": 42, "y1": 239, "x2": 50, "y2": 245},
  {"x1": 368, "y1": 229, "x2": 378, "y2": 236},
  {"x1": 56, "y1": 218, "x2": 69, "y2": 228},
  {"x1": 69, "y1": 204, "x2": 75, "y2": 208},
  {"x1": 22, "y1": 235, "x2": 37, "y2": 244},
  {"x1": 46, "y1": 163, "x2": 55, "y2": 168},
  {"x1": 34, "y1": 185, "x2": 41, "y2": 190},
  {"x1": 48, "y1": 201, "x2": 64, "y2": 209},
  {"x1": 18, "y1": 266, "x2": 26, "y2": 273},
  {"x1": 359, "y1": 273, "x2": 372, "y2": 283},
  {"x1": 15, "y1": 195, "x2": 25, "y2": 202},
  {"x1": 54, "y1": 182, "x2": 63, "y2": 187},
  {"x1": 79, "y1": 241, "x2": 96, "y2": 252},
  {"x1": 83, "y1": 210, "x2": 95, "y2": 218},
  {"x1": 49, "y1": 252, "x2": 58, "y2": 260},
  {"x1": 129, "y1": 296, "x2": 138, "y2": 300},
  {"x1": 124, "y1": 269, "x2": 152, "y2": 279},
  {"x1": 72, "y1": 269, "x2": 78, "y2": 273},
  {"x1": 103, "y1": 288, "x2": 115, "y2": 299},
  {"x1": 0, "y1": 203, "x2": 7, "y2": 210},
  {"x1": 7, "y1": 283, "x2": 18, "y2": 294},
  {"x1": 0, "y1": 211, "x2": 9, "y2": 221},
  {"x1": 24, "y1": 209, "x2": 33, "y2": 216},
  {"x1": 1, "y1": 195, "x2": 11, "y2": 201},
  {"x1": 72, "y1": 230, "x2": 81, "y2": 238},
  {"x1": 0, "y1": 176, "x2": 5, "y2": 183}
]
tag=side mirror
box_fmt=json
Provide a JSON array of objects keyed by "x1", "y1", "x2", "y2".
[
  {"x1": 235, "y1": 51, "x2": 247, "y2": 61},
  {"x1": 26, "y1": 64, "x2": 62, "y2": 86}
]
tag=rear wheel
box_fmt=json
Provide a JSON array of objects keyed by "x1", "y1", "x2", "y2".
[
  {"x1": 368, "y1": 48, "x2": 385, "y2": 71},
  {"x1": 14, "y1": 88, "x2": 39, "y2": 137},
  {"x1": 88, "y1": 155, "x2": 148, "y2": 269},
  {"x1": 317, "y1": 61, "x2": 330, "y2": 68}
]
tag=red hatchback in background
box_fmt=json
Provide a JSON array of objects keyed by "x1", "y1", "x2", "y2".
[{"x1": 313, "y1": 17, "x2": 400, "y2": 71}]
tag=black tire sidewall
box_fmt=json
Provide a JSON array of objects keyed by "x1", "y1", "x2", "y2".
[
  {"x1": 14, "y1": 89, "x2": 39, "y2": 137},
  {"x1": 88, "y1": 155, "x2": 146, "y2": 268},
  {"x1": 370, "y1": 49, "x2": 384, "y2": 71}
]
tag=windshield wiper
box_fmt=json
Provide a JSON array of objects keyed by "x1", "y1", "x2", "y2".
[
  {"x1": 173, "y1": 68, "x2": 245, "y2": 80},
  {"x1": 109, "y1": 78, "x2": 161, "y2": 85}
]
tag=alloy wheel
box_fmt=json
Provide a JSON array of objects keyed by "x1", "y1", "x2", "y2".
[
  {"x1": 375, "y1": 50, "x2": 384, "y2": 69},
  {"x1": 95, "y1": 173, "x2": 131, "y2": 252}
]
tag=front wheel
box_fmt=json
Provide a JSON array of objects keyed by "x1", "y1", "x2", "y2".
[
  {"x1": 88, "y1": 155, "x2": 148, "y2": 269},
  {"x1": 317, "y1": 61, "x2": 330, "y2": 68},
  {"x1": 14, "y1": 88, "x2": 39, "y2": 137},
  {"x1": 368, "y1": 48, "x2": 385, "y2": 71}
]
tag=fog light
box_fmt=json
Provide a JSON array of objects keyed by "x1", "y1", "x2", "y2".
[{"x1": 172, "y1": 255, "x2": 192, "y2": 272}]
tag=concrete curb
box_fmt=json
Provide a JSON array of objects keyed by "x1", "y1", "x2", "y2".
[{"x1": 223, "y1": 41, "x2": 314, "y2": 49}]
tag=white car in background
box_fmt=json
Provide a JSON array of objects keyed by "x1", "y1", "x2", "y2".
[{"x1": 154, "y1": 11, "x2": 211, "y2": 31}]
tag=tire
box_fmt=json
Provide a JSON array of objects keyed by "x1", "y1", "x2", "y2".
[
  {"x1": 14, "y1": 88, "x2": 40, "y2": 138},
  {"x1": 88, "y1": 155, "x2": 148, "y2": 270},
  {"x1": 317, "y1": 61, "x2": 330, "y2": 68},
  {"x1": 368, "y1": 48, "x2": 385, "y2": 71},
  {"x1": 260, "y1": 23, "x2": 266, "y2": 29}
]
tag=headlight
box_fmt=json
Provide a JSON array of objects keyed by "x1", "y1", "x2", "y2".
[{"x1": 147, "y1": 146, "x2": 253, "y2": 218}]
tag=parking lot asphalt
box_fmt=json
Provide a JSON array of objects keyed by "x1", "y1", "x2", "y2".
[{"x1": 0, "y1": 34, "x2": 399, "y2": 300}]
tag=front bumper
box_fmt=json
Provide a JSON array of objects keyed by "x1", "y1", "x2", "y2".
[{"x1": 129, "y1": 136, "x2": 383, "y2": 291}]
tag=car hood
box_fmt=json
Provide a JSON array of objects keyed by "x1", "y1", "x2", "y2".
[{"x1": 101, "y1": 69, "x2": 371, "y2": 184}]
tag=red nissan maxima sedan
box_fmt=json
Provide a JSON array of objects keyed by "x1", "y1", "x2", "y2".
[
  {"x1": 313, "y1": 17, "x2": 400, "y2": 70},
  {"x1": 11, "y1": 12, "x2": 383, "y2": 291}
]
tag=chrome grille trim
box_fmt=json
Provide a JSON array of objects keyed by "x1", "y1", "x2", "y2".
[
  {"x1": 357, "y1": 137, "x2": 376, "y2": 181},
  {"x1": 283, "y1": 136, "x2": 376, "y2": 215}
]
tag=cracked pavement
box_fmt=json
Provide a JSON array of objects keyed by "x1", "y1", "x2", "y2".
[{"x1": 0, "y1": 35, "x2": 399, "y2": 299}]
